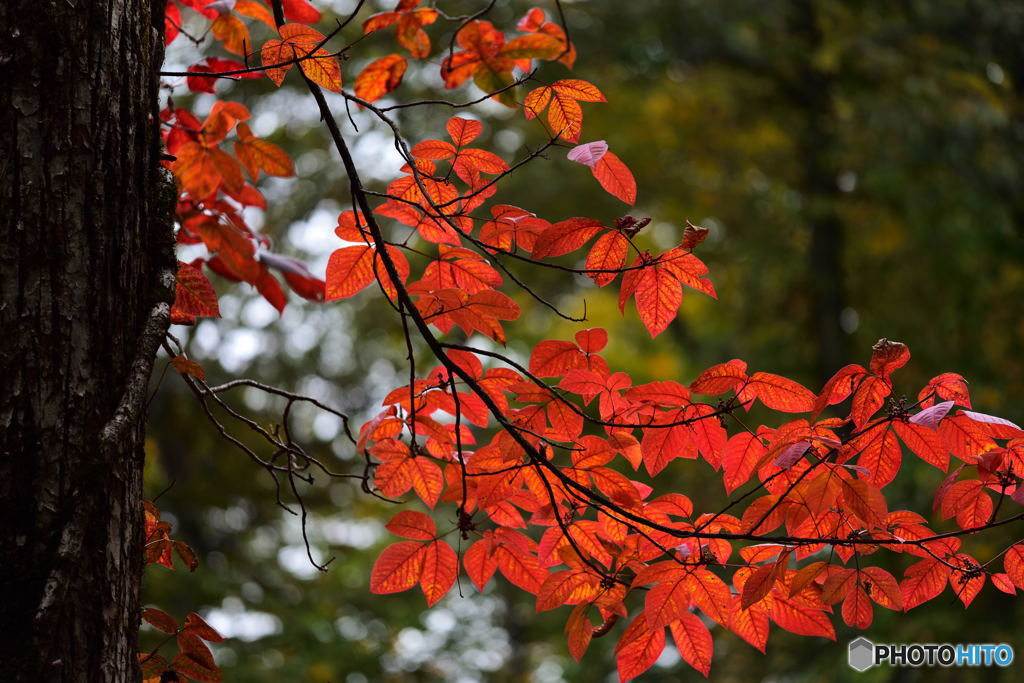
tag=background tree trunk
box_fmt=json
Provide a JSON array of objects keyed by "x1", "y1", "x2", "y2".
[{"x1": 0, "y1": 1, "x2": 173, "y2": 680}]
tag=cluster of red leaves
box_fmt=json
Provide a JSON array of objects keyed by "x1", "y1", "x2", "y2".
[
  {"x1": 162, "y1": 98, "x2": 324, "y2": 321},
  {"x1": 362, "y1": 336, "x2": 1024, "y2": 679},
  {"x1": 140, "y1": 610, "x2": 225, "y2": 683},
  {"x1": 162, "y1": 3, "x2": 1024, "y2": 681},
  {"x1": 142, "y1": 503, "x2": 224, "y2": 682}
]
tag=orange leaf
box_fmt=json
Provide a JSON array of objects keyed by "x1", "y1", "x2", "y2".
[
  {"x1": 173, "y1": 540, "x2": 200, "y2": 571},
  {"x1": 406, "y1": 456, "x2": 444, "y2": 508},
  {"x1": 211, "y1": 13, "x2": 249, "y2": 55},
  {"x1": 271, "y1": 24, "x2": 343, "y2": 93},
  {"x1": 420, "y1": 540, "x2": 458, "y2": 606},
  {"x1": 722, "y1": 432, "x2": 768, "y2": 493},
  {"x1": 233, "y1": 135, "x2": 294, "y2": 180},
  {"x1": 354, "y1": 54, "x2": 408, "y2": 102},
  {"x1": 170, "y1": 357, "x2": 207, "y2": 382},
  {"x1": 494, "y1": 543, "x2": 547, "y2": 593},
  {"x1": 769, "y1": 595, "x2": 835, "y2": 639},
  {"x1": 447, "y1": 117, "x2": 483, "y2": 146},
  {"x1": 500, "y1": 33, "x2": 564, "y2": 60},
  {"x1": 234, "y1": 0, "x2": 275, "y2": 27},
  {"x1": 847, "y1": 424, "x2": 902, "y2": 488},
  {"x1": 325, "y1": 245, "x2": 375, "y2": 300},
  {"x1": 729, "y1": 601, "x2": 770, "y2": 653},
  {"x1": 524, "y1": 86, "x2": 552, "y2": 119},
  {"x1": 260, "y1": 38, "x2": 292, "y2": 86},
  {"x1": 410, "y1": 139, "x2": 457, "y2": 159},
  {"x1": 740, "y1": 563, "x2": 779, "y2": 610},
  {"x1": 370, "y1": 541, "x2": 428, "y2": 594},
  {"x1": 548, "y1": 91, "x2": 583, "y2": 142},
  {"x1": 552, "y1": 79, "x2": 606, "y2": 103},
  {"x1": 841, "y1": 478, "x2": 888, "y2": 528}
]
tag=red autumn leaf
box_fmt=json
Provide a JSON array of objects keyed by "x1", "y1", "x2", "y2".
[
  {"x1": 262, "y1": 24, "x2": 342, "y2": 93},
  {"x1": 463, "y1": 536, "x2": 498, "y2": 591},
  {"x1": 529, "y1": 340, "x2": 586, "y2": 377},
  {"x1": 565, "y1": 605, "x2": 594, "y2": 661},
  {"x1": 690, "y1": 360, "x2": 749, "y2": 396},
  {"x1": 591, "y1": 151, "x2": 636, "y2": 205},
  {"x1": 670, "y1": 612, "x2": 713, "y2": 677},
  {"x1": 615, "y1": 613, "x2": 665, "y2": 682},
  {"x1": 170, "y1": 357, "x2": 206, "y2": 383},
  {"x1": 186, "y1": 58, "x2": 259, "y2": 93},
  {"x1": 532, "y1": 218, "x2": 604, "y2": 259},
  {"x1": 901, "y1": 558, "x2": 949, "y2": 610},
  {"x1": 183, "y1": 612, "x2": 224, "y2": 642},
  {"x1": 893, "y1": 420, "x2": 949, "y2": 470},
  {"x1": 1004, "y1": 544, "x2": 1024, "y2": 589},
  {"x1": 363, "y1": 0, "x2": 439, "y2": 58},
  {"x1": 142, "y1": 607, "x2": 179, "y2": 634},
  {"x1": 747, "y1": 373, "x2": 815, "y2": 413},
  {"x1": 172, "y1": 261, "x2": 220, "y2": 318},
  {"x1": 869, "y1": 338, "x2": 910, "y2": 379},
  {"x1": 385, "y1": 510, "x2": 436, "y2": 540},
  {"x1": 282, "y1": 0, "x2": 320, "y2": 23},
  {"x1": 586, "y1": 230, "x2": 629, "y2": 286},
  {"x1": 633, "y1": 260, "x2": 682, "y2": 338}
]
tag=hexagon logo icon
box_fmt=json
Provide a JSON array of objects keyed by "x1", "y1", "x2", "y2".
[{"x1": 848, "y1": 637, "x2": 875, "y2": 672}]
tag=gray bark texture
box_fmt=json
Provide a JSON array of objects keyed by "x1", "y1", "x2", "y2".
[{"x1": 0, "y1": 0, "x2": 174, "y2": 680}]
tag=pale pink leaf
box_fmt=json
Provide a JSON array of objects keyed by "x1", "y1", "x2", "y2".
[
  {"x1": 566, "y1": 140, "x2": 608, "y2": 169},
  {"x1": 774, "y1": 441, "x2": 811, "y2": 469},
  {"x1": 909, "y1": 400, "x2": 954, "y2": 430}
]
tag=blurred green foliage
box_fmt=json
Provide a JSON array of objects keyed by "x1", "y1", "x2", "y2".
[{"x1": 144, "y1": 1, "x2": 1024, "y2": 680}]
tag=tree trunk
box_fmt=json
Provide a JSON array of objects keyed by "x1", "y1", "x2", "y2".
[
  {"x1": 791, "y1": 0, "x2": 848, "y2": 383},
  {"x1": 0, "y1": 1, "x2": 173, "y2": 680}
]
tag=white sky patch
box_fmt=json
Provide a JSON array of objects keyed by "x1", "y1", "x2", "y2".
[
  {"x1": 219, "y1": 329, "x2": 264, "y2": 372},
  {"x1": 204, "y1": 597, "x2": 282, "y2": 642}
]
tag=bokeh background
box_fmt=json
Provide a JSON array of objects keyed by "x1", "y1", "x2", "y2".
[{"x1": 145, "y1": 0, "x2": 1024, "y2": 680}]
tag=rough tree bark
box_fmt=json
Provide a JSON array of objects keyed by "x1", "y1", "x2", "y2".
[{"x1": 0, "y1": 1, "x2": 174, "y2": 680}]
